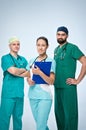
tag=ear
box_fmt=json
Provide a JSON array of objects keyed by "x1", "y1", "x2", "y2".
[
  {"x1": 66, "y1": 34, "x2": 68, "y2": 38},
  {"x1": 47, "y1": 44, "x2": 49, "y2": 49},
  {"x1": 9, "y1": 43, "x2": 11, "y2": 49}
]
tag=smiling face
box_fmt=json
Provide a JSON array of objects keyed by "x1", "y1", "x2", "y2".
[
  {"x1": 36, "y1": 38, "x2": 48, "y2": 56},
  {"x1": 56, "y1": 31, "x2": 68, "y2": 45}
]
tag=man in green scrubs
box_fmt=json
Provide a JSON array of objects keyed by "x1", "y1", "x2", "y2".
[
  {"x1": 0, "y1": 37, "x2": 29, "y2": 130},
  {"x1": 54, "y1": 26, "x2": 86, "y2": 130}
]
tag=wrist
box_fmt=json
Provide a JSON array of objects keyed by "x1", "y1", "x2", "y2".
[
  {"x1": 39, "y1": 70, "x2": 42, "y2": 76},
  {"x1": 76, "y1": 79, "x2": 80, "y2": 84}
]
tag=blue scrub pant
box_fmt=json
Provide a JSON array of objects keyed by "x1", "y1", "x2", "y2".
[
  {"x1": 29, "y1": 99, "x2": 52, "y2": 130},
  {"x1": 0, "y1": 97, "x2": 24, "y2": 130}
]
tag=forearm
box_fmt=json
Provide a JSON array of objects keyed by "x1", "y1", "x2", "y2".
[
  {"x1": 8, "y1": 67, "x2": 27, "y2": 76},
  {"x1": 19, "y1": 71, "x2": 30, "y2": 77},
  {"x1": 15, "y1": 68, "x2": 26, "y2": 76},
  {"x1": 66, "y1": 56, "x2": 86, "y2": 85},
  {"x1": 76, "y1": 56, "x2": 86, "y2": 84},
  {"x1": 39, "y1": 71, "x2": 55, "y2": 85},
  {"x1": 76, "y1": 64, "x2": 86, "y2": 84}
]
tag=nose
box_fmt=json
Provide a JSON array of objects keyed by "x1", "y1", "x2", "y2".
[
  {"x1": 16, "y1": 44, "x2": 20, "y2": 47},
  {"x1": 58, "y1": 34, "x2": 63, "y2": 38},
  {"x1": 39, "y1": 46, "x2": 42, "y2": 49}
]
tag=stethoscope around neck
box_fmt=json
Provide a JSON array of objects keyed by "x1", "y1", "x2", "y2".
[
  {"x1": 55, "y1": 43, "x2": 68, "y2": 60},
  {"x1": 30, "y1": 55, "x2": 48, "y2": 68},
  {"x1": 9, "y1": 53, "x2": 24, "y2": 67}
]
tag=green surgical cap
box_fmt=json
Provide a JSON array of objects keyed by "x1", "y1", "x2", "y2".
[{"x1": 9, "y1": 36, "x2": 20, "y2": 44}]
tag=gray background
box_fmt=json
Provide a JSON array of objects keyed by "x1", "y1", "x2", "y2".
[{"x1": 0, "y1": 0, "x2": 86, "y2": 130}]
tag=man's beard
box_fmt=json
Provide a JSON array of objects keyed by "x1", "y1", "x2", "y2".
[{"x1": 57, "y1": 38, "x2": 66, "y2": 45}]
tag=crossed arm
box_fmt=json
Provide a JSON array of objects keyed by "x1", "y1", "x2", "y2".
[{"x1": 7, "y1": 66, "x2": 30, "y2": 77}]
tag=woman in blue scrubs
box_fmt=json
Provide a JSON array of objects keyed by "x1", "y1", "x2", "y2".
[{"x1": 27, "y1": 36, "x2": 56, "y2": 130}]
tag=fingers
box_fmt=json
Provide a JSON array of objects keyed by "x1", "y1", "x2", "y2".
[
  {"x1": 32, "y1": 67, "x2": 40, "y2": 75},
  {"x1": 66, "y1": 78, "x2": 77, "y2": 85},
  {"x1": 66, "y1": 78, "x2": 72, "y2": 85},
  {"x1": 27, "y1": 78, "x2": 35, "y2": 86}
]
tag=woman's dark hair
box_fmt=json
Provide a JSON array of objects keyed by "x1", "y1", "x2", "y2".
[{"x1": 36, "y1": 36, "x2": 49, "y2": 46}]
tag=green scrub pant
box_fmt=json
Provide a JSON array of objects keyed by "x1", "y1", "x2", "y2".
[
  {"x1": 0, "y1": 97, "x2": 24, "y2": 130},
  {"x1": 54, "y1": 87, "x2": 78, "y2": 130},
  {"x1": 29, "y1": 99, "x2": 52, "y2": 130}
]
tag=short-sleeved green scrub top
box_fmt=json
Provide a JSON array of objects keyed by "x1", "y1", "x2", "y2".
[
  {"x1": 54, "y1": 42, "x2": 84, "y2": 88},
  {"x1": 27, "y1": 57, "x2": 56, "y2": 99},
  {"x1": 1, "y1": 53, "x2": 28, "y2": 98}
]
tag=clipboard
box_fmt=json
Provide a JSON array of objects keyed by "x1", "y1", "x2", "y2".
[{"x1": 32, "y1": 61, "x2": 52, "y2": 84}]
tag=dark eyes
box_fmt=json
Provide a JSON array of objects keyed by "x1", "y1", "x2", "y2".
[
  {"x1": 13, "y1": 43, "x2": 20, "y2": 46},
  {"x1": 57, "y1": 33, "x2": 66, "y2": 36}
]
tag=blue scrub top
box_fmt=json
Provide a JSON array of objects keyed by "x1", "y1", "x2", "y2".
[{"x1": 27, "y1": 57, "x2": 56, "y2": 99}]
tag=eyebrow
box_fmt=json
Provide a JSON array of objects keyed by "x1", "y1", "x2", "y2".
[{"x1": 57, "y1": 33, "x2": 66, "y2": 35}]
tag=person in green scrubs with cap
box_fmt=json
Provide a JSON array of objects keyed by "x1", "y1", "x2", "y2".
[
  {"x1": 0, "y1": 37, "x2": 29, "y2": 130},
  {"x1": 54, "y1": 26, "x2": 86, "y2": 130}
]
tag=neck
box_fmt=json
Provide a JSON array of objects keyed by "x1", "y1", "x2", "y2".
[
  {"x1": 59, "y1": 42, "x2": 67, "y2": 47},
  {"x1": 10, "y1": 51, "x2": 18, "y2": 58},
  {"x1": 38, "y1": 54, "x2": 47, "y2": 61}
]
